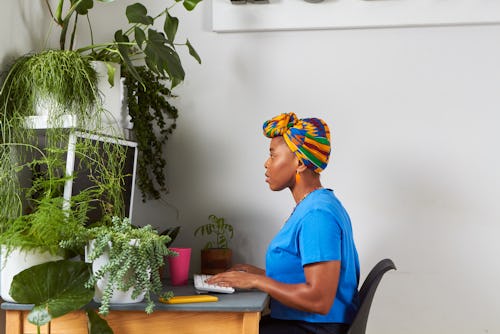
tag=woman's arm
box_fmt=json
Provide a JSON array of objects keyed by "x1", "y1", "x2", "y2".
[
  {"x1": 208, "y1": 260, "x2": 340, "y2": 315},
  {"x1": 227, "y1": 263, "x2": 265, "y2": 275}
]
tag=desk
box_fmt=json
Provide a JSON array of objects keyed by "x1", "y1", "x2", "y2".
[{"x1": 1, "y1": 285, "x2": 269, "y2": 334}]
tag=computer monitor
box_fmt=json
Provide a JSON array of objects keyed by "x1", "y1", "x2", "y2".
[{"x1": 63, "y1": 131, "x2": 138, "y2": 225}]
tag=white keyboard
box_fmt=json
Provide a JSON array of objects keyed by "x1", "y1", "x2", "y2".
[{"x1": 194, "y1": 274, "x2": 235, "y2": 294}]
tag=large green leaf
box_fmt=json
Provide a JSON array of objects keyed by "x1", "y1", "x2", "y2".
[
  {"x1": 71, "y1": 0, "x2": 94, "y2": 15},
  {"x1": 186, "y1": 39, "x2": 201, "y2": 64},
  {"x1": 10, "y1": 260, "x2": 94, "y2": 327},
  {"x1": 126, "y1": 3, "x2": 153, "y2": 25},
  {"x1": 87, "y1": 309, "x2": 113, "y2": 334},
  {"x1": 115, "y1": 29, "x2": 143, "y2": 84},
  {"x1": 164, "y1": 12, "x2": 179, "y2": 43},
  {"x1": 183, "y1": 0, "x2": 203, "y2": 11},
  {"x1": 135, "y1": 27, "x2": 147, "y2": 49},
  {"x1": 145, "y1": 29, "x2": 185, "y2": 82}
]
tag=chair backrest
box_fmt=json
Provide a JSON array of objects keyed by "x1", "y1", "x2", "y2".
[{"x1": 346, "y1": 258, "x2": 396, "y2": 334}]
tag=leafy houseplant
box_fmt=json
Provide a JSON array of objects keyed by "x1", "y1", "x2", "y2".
[
  {"x1": 194, "y1": 214, "x2": 234, "y2": 249},
  {"x1": 0, "y1": 50, "x2": 126, "y2": 299},
  {"x1": 0, "y1": 49, "x2": 135, "y2": 333},
  {"x1": 43, "y1": 0, "x2": 203, "y2": 200},
  {"x1": 62, "y1": 216, "x2": 176, "y2": 315},
  {"x1": 0, "y1": 50, "x2": 131, "y2": 232},
  {"x1": 194, "y1": 214, "x2": 234, "y2": 274}
]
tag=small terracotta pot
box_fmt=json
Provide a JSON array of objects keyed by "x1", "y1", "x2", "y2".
[{"x1": 200, "y1": 248, "x2": 232, "y2": 274}]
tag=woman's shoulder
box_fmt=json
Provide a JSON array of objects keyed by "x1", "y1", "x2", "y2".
[{"x1": 304, "y1": 189, "x2": 349, "y2": 219}]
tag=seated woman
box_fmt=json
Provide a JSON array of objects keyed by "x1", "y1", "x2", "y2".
[{"x1": 208, "y1": 112, "x2": 360, "y2": 334}]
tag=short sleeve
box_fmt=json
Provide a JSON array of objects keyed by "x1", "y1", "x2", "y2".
[{"x1": 299, "y1": 209, "x2": 342, "y2": 266}]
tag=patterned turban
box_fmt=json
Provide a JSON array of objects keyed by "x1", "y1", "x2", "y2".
[{"x1": 262, "y1": 112, "x2": 331, "y2": 173}]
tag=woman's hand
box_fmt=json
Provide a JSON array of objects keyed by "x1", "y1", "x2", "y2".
[{"x1": 207, "y1": 270, "x2": 260, "y2": 290}]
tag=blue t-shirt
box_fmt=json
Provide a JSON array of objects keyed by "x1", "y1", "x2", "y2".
[{"x1": 265, "y1": 188, "x2": 360, "y2": 324}]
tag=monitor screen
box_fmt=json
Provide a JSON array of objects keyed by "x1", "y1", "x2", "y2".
[{"x1": 63, "y1": 131, "x2": 138, "y2": 225}]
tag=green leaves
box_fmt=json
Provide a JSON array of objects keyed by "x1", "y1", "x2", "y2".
[
  {"x1": 114, "y1": 3, "x2": 202, "y2": 89},
  {"x1": 87, "y1": 309, "x2": 114, "y2": 334},
  {"x1": 164, "y1": 12, "x2": 179, "y2": 42},
  {"x1": 126, "y1": 3, "x2": 153, "y2": 25},
  {"x1": 194, "y1": 215, "x2": 234, "y2": 249},
  {"x1": 72, "y1": 0, "x2": 94, "y2": 15},
  {"x1": 183, "y1": 0, "x2": 203, "y2": 11},
  {"x1": 144, "y1": 29, "x2": 185, "y2": 83},
  {"x1": 186, "y1": 39, "x2": 201, "y2": 64},
  {"x1": 10, "y1": 260, "x2": 93, "y2": 326}
]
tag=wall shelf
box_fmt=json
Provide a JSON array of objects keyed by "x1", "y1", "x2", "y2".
[{"x1": 213, "y1": 0, "x2": 500, "y2": 33}]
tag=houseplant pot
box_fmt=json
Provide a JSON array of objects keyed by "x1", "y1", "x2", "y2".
[
  {"x1": 0, "y1": 195, "x2": 90, "y2": 303},
  {"x1": 88, "y1": 239, "x2": 147, "y2": 304},
  {"x1": 200, "y1": 248, "x2": 232, "y2": 275},
  {"x1": 0, "y1": 246, "x2": 63, "y2": 302},
  {"x1": 64, "y1": 216, "x2": 177, "y2": 315},
  {"x1": 194, "y1": 214, "x2": 234, "y2": 274}
]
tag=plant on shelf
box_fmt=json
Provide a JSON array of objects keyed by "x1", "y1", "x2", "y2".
[
  {"x1": 61, "y1": 216, "x2": 177, "y2": 315},
  {"x1": 0, "y1": 51, "x2": 132, "y2": 333},
  {"x1": 41, "y1": 0, "x2": 203, "y2": 200},
  {"x1": 194, "y1": 214, "x2": 234, "y2": 274}
]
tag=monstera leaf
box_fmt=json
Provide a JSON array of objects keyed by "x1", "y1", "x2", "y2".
[{"x1": 10, "y1": 260, "x2": 94, "y2": 327}]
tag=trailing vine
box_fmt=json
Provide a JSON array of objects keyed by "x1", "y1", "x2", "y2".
[
  {"x1": 123, "y1": 66, "x2": 179, "y2": 201},
  {"x1": 61, "y1": 216, "x2": 177, "y2": 315}
]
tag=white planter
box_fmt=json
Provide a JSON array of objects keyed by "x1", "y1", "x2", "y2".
[
  {"x1": 27, "y1": 61, "x2": 131, "y2": 137},
  {"x1": 0, "y1": 246, "x2": 63, "y2": 302},
  {"x1": 91, "y1": 61, "x2": 132, "y2": 136},
  {"x1": 87, "y1": 240, "x2": 145, "y2": 304}
]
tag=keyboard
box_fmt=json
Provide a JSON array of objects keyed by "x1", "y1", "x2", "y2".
[{"x1": 194, "y1": 274, "x2": 235, "y2": 294}]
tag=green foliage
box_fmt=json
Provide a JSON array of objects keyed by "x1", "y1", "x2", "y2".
[
  {"x1": 42, "y1": 0, "x2": 203, "y2": 200},
  {"x1": 10, "y1": 260, "x2": 94, "y2": 327},
  {"x1": 62, "y1": 216, "x2": 177, "y2": 315},
  {"x1": 0, "y1": 196, "x2": 86, "y2": 256},
  {"x1": 123, "y1": 66, "x2": 178, "y2": 201},
  {"x1": 86, "y1": 309, "x2": 114, "y2": 334},
  {"x1": 194, "y1": 214, "x2": 234, "y2": 249},
  {"x1": 48, "y1": 0, "x2": 203, "y2": 88},
  {"x1": 0, "y1": 50, "x2": 130, "y2": 255},
  {"x1": 160, "y1": 226, "x2": 181, "y2": 248},
  {"x1": 0, "y1": 50, "x2": 98, "y2": 125}
]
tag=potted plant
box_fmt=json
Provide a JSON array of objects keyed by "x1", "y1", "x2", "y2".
[
  {"x1": 0, "y1": 195, "x2": 86, "y2": 302},
  {"x1": 194, "y1": 214, "x2": 234, "y2": 274},
  {"x1": 42, "y1": 0, "x2": 203, "y2": 200},
  {"x1": 0, "y1": 130, "x2": 126, "y2": 300},
  {"x1": 8, "y1": 260, "x2": 108, "y2": 332},
  {"x1": 61, "y1": 216, "x2": 176, "y2": 315}
]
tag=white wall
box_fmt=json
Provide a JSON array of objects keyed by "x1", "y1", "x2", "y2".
[
  {"x1": 2, "y1": 1, "x2": 500, "y2": 333},
  {"x1": 131, "y1": 3, "x2": 500, "y2": 333}
]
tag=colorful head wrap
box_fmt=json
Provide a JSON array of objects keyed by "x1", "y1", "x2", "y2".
[{"x1": 262, "y1": 112, "x2": 331, "y2": 173}]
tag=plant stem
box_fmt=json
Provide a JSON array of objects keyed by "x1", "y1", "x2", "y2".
[
  {"x1": 70, "y1": 14, "x2": 78, "y2": 51},
  {"x1": 55, "y1": 0, "x2": 64, "y2": 24},
  {"x1": 60, "y1": 0, "x2": 85, "y2": 49}
]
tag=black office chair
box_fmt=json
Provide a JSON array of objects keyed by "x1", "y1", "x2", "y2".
[{"x1": 346, "y1": 258, "x2": 396, "y2": 334}]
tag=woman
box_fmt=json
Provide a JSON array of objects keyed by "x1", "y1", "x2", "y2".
[{"x1": 208, "y1": 112, "x2": 360, "y2": 334}]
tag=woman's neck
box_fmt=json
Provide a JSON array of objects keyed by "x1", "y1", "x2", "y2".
[{"x1": 291, "y1": 175, "x2": 323, "y2": 204}]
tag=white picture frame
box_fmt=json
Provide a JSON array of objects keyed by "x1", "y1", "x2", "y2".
[{"x1": 212, "y1": 0, "x2": 500, "y2": 33}]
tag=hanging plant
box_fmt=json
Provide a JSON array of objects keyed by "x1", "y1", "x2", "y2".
[{"x1": 123, "y1": 66, "x2": 178, "y2": 201}]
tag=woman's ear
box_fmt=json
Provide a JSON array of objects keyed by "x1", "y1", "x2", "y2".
[{"x1": 296, "y1": 159, "x2": 308, "y2": 173}]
